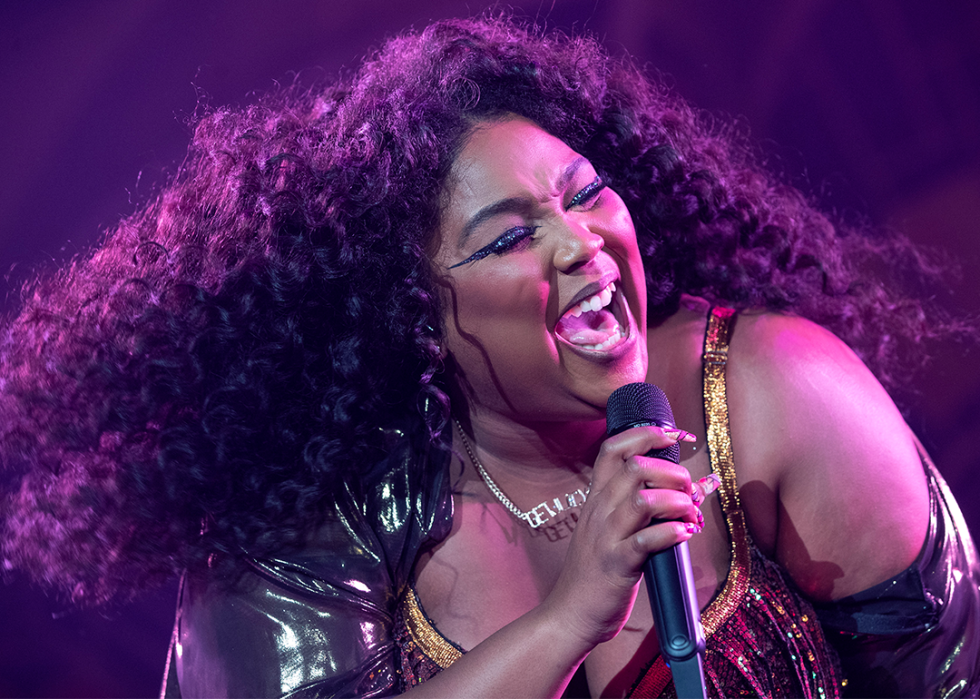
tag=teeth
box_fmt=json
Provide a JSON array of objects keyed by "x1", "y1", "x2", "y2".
[
  {"x1": 579, "y1": 325, "x2": 624, "y2": 351},
  {"x1": 600, "y1": 285, "x2": 613, "y2": 307},
  {"x1": 568, "y1": 282, "x2": 617, "y2": 318}
]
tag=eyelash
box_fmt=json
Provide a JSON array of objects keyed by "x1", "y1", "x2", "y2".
[
  {"x1": 450, "y1": 177, "x2": 607, "y2": 268},
  {"x1": 569, "y1": 176, "x2": 606, "y2": 209},
  {"x1": 449, "y1": 226, "x2": 538, "y2": 268}
]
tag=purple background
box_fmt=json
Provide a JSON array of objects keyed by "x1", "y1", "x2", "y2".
[{"x1": 1, "y1": 1, "x2": 978, "y2": 696}]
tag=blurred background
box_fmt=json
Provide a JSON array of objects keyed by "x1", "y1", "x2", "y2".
[{"x1": 1, "y1": 1, "x2": 977, "y2": 696}]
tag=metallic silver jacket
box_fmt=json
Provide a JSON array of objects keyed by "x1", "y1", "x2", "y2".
[{"x1": 162, "y1": 437, "x2": 452, "y2": 698}]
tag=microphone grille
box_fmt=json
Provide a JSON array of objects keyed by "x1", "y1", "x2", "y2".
[{"x1": 606, "y1": 382, "x2": 676, "y2": 436}]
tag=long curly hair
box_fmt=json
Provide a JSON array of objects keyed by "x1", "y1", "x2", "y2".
[{"x1": 0, "y1": 15, "x2": 952, "y2": 605}]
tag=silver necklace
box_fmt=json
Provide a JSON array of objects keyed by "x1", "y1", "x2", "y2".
[{"x1": 453, "y1": 420, "x2": 589, "y2": 529}]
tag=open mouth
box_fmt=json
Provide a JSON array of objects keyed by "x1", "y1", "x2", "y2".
[{"x1": 555, "y1": 281, "x2": 630, "y2": 352}]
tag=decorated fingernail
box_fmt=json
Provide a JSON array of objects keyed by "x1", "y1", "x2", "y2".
[
  {"x1": 699, "y1": 474, "x2": 721, "y2": 496},
  {"x1": 685, "y1": 521, "x2": 702, "y2": 534},
  {"x1": 692, "y1": 473, "x2": 721, "y2": 505},
  {"x1": 696, "y1": 509, "x2": 705, "y2": 530},
  {"x1": 664, "y1": 429, "x2": 697, "y2": 443}
]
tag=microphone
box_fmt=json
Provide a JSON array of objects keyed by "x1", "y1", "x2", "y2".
[{"x1": 606, "y1": 382, "x2": 706, "y2": 699}]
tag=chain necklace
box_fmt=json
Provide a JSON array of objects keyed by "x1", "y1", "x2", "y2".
[{"x1": 454, "y1": 420, "x2": 589, "y2": 529}]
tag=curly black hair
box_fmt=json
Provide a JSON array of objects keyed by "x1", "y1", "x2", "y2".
[{"x1": 0, "y1": 15, "x2": 953, "y2": 605}]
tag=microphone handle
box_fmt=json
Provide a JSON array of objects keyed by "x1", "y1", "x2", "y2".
[
  {"x1": 644, "y1": 540, "x2": 706, "y2": 698},
  {"x1": 635, "y1": 439, "x2": 707, "y2": 697},
  {"x1": 631, "y1": 441, "x2": 707, "y2": 696}
]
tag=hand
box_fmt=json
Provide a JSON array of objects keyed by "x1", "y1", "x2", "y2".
[{"x1": 541, "y1": 425, "x2": 701, "y2": 651}]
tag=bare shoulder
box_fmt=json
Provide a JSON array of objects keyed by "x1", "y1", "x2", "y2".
[{"x1": 725, "y1": 311, "x2": 929, "y2": 601}]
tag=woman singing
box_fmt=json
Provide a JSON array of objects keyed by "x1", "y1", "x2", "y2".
[{"x1": 2, "y1": 15, "x2": 977, "y2": 698}]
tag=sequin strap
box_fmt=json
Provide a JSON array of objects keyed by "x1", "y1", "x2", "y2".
[
  {"x1": 699, "y1": 307, "x2": 751, "y2": 635},
  {"x1": 400, "y1": 586, "x2": 463, "y2": 670},
  {"x1": 629, "y1": 306, "x2": 750, "y2": 698}
]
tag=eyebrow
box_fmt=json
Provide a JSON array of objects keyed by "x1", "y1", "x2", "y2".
[{"x1": 458, "y1": 157, "x2": 588, "y2": 246}]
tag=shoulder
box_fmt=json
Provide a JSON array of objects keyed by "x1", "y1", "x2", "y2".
[
  {"x1": 725, "y1": 311, "x2": 911, "y2": 469},
  {"x1": 724, "y1": 311, "x2": 930, "y2": 601},
  {"x1": 176, "y1": 550, "x2": 397, "y2": 697},
  {"x1": 172, "y1": 437, "x2": 453, "y2": 696},
  {"x1": 728, "y1": 310, "x2": 874, "y2": 387}
]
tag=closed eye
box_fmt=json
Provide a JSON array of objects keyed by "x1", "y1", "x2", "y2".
[
  {"x1": 449, "y1": 225, "x2": 539, "y2": 268},
  {"x1": 568, "y1": 176, "x2": 605, "y2": 210}
]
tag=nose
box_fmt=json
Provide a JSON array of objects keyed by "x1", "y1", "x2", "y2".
[{"x1": 552, "y1": 219, "x2": 604, "y2": 273}]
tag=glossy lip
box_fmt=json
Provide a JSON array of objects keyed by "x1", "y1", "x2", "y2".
[{"x1": 554, "y1": 281, "x2": 638, "y2": 360}]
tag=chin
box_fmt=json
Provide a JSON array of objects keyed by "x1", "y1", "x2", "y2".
[{"x1": 562, "y1": 352, "x2": 649, "y2": 415}]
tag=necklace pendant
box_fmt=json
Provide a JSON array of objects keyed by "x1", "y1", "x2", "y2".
[
  {"x1": 526, "y1": 510, "x2": 545, "y2": 528},
  {"x1": 454, "y1": 419, "x2": 590, "y2": 530},
  {"x1": 567, "y1": 488, "x2": 588, "y2": 508},
  {"x1": 526, "y1": 500, "x2": 557, "y2": 528},
  {"x1": 526, "y1": 487, "x2": 590, "y2": 528}
]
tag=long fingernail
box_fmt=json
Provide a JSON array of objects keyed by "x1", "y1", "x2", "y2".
[
  {"x1": 692, "y1": 474, "x2": 720, "y2": 505},
  {"x1": 664, "y1": 429, "x2": 697, "y2": 443},
  {"x1": 699, "y1": 473, "x2": 721, "y2": 496},
  {"x1": 685, "y1": 521, "x2": 702, "y2": 534}
]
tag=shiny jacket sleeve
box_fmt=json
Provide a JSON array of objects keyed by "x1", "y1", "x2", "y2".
[
  {"x1": 162, "y1": 439, "x2": 453, "y2": 698},
  {"x1": 815, "y1": 456, "x2": 980, "y2": 698}
]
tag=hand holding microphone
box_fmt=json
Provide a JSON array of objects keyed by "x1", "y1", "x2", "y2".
[{"x1": 606, "y1": 382, "x2": 707, "y2": 699}]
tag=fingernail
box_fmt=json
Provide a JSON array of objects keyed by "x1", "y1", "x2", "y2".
[
  {"x1": 691, "y1": 474, "x2": 720, "y2": 505},
  {"x1": 696, "y1": 509, "x2": 705, "y2": 529},
  {"x1": 664, "y1": 429, "x2": 696, "y2": 443},
  {"x1": 699, "y1": 473, "x2": 721, "y2": 496},
  {"x1": 685, "y1": 521, "x2": 702, "y2": 535}
]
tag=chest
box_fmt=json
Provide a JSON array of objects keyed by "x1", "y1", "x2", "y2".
[
  {"x1": 412, "y1": 494, "x2": 578, "y2": 649},
  {"x1": 412, "y1": 447, "x2": 732, "y2": 695}
]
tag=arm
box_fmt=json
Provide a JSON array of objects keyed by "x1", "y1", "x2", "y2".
[
  {"x1": 726, "y1": 312, "x2": 930, "y2": 602},
  {"x1": 726, "y1": 312, "x2": 980, "y2": 696}
]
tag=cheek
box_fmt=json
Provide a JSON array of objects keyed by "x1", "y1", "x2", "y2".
[
  {"x1": 602, "y1": 197, "x2": 641, "y2": 257},
  {"x1": 445, "y1": 267, "x2": 551, "y2": 349},
  {"x1": 599, "y1": 202, "x2": 647, "y2": 318},
  {"x1": 441, "y1": 268, "x2": 559, "y2": 399}
]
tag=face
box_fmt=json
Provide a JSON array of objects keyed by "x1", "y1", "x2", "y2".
[{"x1": 432, "y1": 116, "x2": 648, "y2": 423}]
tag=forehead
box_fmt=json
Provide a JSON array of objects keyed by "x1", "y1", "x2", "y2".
[{"x1": 446, "y1": 117, "x2": 583, "y2": 210}]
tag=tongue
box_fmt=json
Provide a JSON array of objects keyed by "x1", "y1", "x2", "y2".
[{"x1": 556, "y1": 308, "x2": 620, "y2": 346}]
